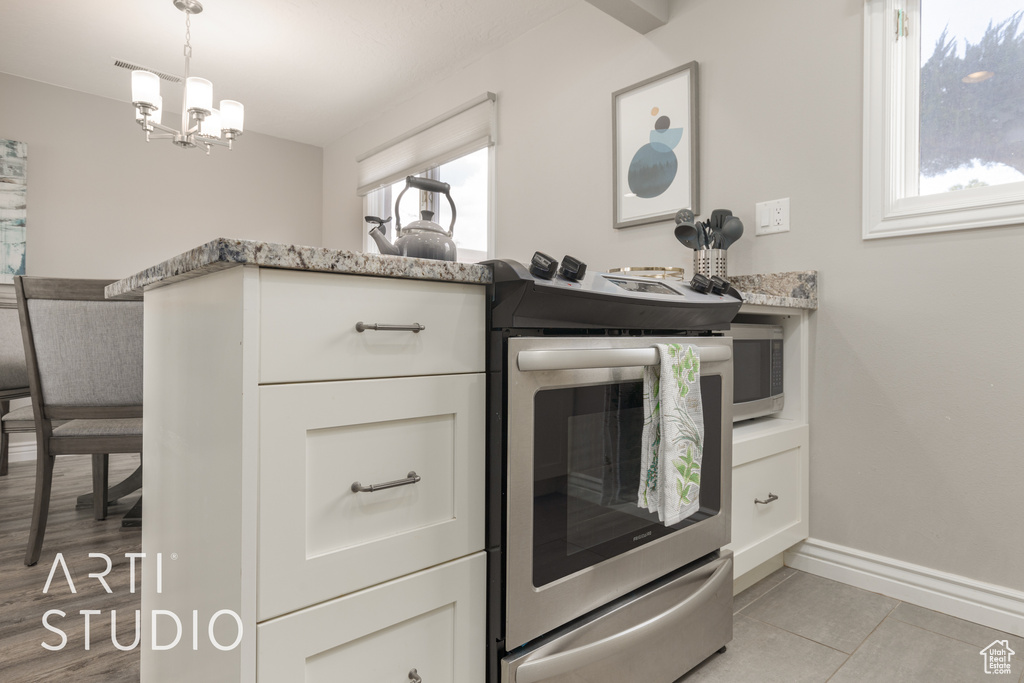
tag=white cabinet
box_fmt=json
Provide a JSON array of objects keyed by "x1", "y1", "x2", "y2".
[
  {"x1": 257, "y1": 553, "x2": 485, "y2": 682},
  {"x1": 726, "y1": 306, "x2": 811, "y2": 579},
  {"x1": 258, "y1": 374, "x2": 485, "y2": 620},
  {"x1": 141, "y1": 266, "x2": 487, "y2": 682},
  {"x1": 730, "y1": 422, "x2": 809, "y2": 576},
  {"x1": 259, "y1": 269, "x2": 485, "y2": 383}
]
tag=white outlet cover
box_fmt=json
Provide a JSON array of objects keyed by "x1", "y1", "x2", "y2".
[{"x1": 755, "y1": 198, "x2": 790, "y2": 235}]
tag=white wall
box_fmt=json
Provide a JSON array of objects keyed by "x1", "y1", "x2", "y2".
[
  {"x1": 0, "y1": 72, "x2": 323, "y2": 279},
  {"x1": 323, "y1": 0, "x2": 1024, "y2": 592}
]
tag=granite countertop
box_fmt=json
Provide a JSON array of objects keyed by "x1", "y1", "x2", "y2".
[
  {"x1": 106, "y1": 238, "x2": 493, "y2": 299},
  {"x1": 730, "y1": 271, "x2": 817, "y2": 310},
  {"x1": 107, "y1": 238, "x2": 817, "y2": 311}
]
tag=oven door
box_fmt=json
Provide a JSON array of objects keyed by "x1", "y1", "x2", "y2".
[{"x1": 505, "y1": 336, "x2": 733, "y2": 649}]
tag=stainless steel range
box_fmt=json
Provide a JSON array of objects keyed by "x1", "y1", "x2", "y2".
[{"x1": 485, "y1": 254, "x2": 743, "y2": 683}]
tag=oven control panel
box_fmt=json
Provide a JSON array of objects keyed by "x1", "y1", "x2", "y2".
[
  {"x1": 508, "y1": 253, "x2": 737, "y2": 304},
  {"x1": 486, "y1": 256, "x2": 743, "y2": 331}
]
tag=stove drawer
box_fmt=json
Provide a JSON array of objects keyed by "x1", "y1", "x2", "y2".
[
  {"x1": 257, "y1": 373, "x2": 485, "y2": 620},
  {"x1": 258, "y1": 552, "x2": 485, "y2": 682},
  {"x1": 259, "y1": 269, "x2": 485, "y2": 383},
  {"x1": 501, "y1": 552, "x2": 732, "y2": 682}
]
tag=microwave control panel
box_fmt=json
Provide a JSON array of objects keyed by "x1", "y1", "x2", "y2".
[{"x1": 771, "y1": 339, "x2": 784, "y2": 394}]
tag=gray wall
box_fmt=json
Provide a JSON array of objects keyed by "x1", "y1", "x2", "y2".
[
  {"x1": 0, "y1": 71, "x2": 323, "y2": 460},
  {"x1": 324, "y1": 0, "x2": 1024, "y2": 592},
  {"x1": 0, "y1": 72, "x2": 323, "y2": 278}
]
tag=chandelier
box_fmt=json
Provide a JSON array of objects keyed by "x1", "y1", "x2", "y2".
[{"x1": 130, "y1": 0, "x2": 244, "y2": 154}]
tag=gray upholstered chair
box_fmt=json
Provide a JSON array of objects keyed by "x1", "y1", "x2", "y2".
[
  {"x1": 0, "y1": 283, "x2": 32, "y2": 477},
  {"x1": 15, "y1": 276, "x2": 143, "y2": 566}
]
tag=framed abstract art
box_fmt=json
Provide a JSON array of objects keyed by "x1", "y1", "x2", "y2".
[{"x1": 612, "y1": 62, "x2": 700, "y2": 229}]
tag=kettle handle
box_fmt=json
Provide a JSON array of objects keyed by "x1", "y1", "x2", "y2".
[{"x1": 394, "y1": 175, "x2": 457, "y2": 238}]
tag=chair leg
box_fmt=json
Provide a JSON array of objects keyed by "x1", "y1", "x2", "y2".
[
  {"x1": 0, "y1": 399, "x2": 9, "y2": 476},
  {"x1": 121, "y1": 496, "x2": 143, "y2": 528},
  {"x1": 25, "y1": 449, "x2": 55, "y2": 566},
  {"x1": 92, "y1": 454, "x2": 109, "y2": 521},
  {"x1": 77, "y1": 463, "x2": 142, "y2": 508},
  {"x1": 0, "y1": 430, "x2": 8, "y2": 477}
]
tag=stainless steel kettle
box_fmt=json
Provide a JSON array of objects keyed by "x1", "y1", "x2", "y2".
[{"x1": 367, "y1": 176, "x2": 458, "y2": 261}]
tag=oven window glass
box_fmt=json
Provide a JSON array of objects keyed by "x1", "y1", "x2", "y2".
[
  {"x1": 733, "y1": 339, "x2": 770, "y2": 404},
  {"x1": 532, "y1": 376, "x2": 722, "y2": 587}
]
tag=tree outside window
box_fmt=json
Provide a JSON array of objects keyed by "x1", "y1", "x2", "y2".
[{"x1": 919, "y1": 6, "x2": 1024, "y2": 195}]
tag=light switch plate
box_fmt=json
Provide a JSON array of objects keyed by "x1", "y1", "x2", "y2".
[{"x1": 755, "y1": 198, "x2": 790, "y2": 235}]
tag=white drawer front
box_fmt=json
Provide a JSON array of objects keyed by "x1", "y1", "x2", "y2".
[
  {"x1": 257, "y1": 553, "x2": 485, "y2": 683},
  {"x1": 730, "y1": 446, "x2": 803, "y2": 554},
  {"x1": 258, "y1": 374, "x2": 485, "y2": 620},
  {"x1": 259, "y1": 269, "x2": 485, "y2": 383}
]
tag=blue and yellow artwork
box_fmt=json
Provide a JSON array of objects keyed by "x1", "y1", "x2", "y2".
[
  {"x1": 0, "y1": 139, "x2": 27, "y2": 284},
  {"x1": 627, "y1": 109, "x2": 683, "y2": 199}
]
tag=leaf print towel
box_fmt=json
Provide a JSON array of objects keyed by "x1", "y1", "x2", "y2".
[{"x1": 639, "y1": 343, "x2": 704, "y2": 525}]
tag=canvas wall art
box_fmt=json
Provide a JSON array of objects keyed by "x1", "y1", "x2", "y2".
[
  {"x1": 0, "y1": 140, "x2": 27, "y2": 283},
  {"x1": 612, "y1": 62, "x2": 700, "y2": 229}
]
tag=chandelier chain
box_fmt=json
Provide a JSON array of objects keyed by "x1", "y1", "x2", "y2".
[{"x1": 184, "y1": 12, "x2": 192, "y2": 59}]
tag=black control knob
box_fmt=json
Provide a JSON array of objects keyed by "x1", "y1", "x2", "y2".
[
  {"x1": 690, "y1": 273, "x2": 713, "y2": 294},
  {"x1": 558, "y1": 255, "x2": 587, "y2": 282},
  {"x1": 709, "y1": 276, "x2": 732, "y2": 295},
  {"x1": 529, "y1": 251, "x2": 558, "y2": 280}
]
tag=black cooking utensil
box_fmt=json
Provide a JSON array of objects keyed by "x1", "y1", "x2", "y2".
[
  {"x1": 673, "y1": 209, "x2": 701, "y2": 250},
  {"x1": 720, "y1": 216, "x2": 744, "y2": 250},
  {"x1": 709, "y1": 210, "x2": 732, "y2": 250}
]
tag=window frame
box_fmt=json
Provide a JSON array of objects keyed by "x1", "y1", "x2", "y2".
[
  {"x1": 362, "y1": 145, "x2": 494, "y2": 263},
  {"x1": 863, "y1": 0, "x2": 1024, "y2": 239}
]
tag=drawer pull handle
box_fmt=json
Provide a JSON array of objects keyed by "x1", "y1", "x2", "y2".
[
  {"x1": 355, "y1": 321, "x2": 425, "y2": 333},
  {"x1": 351, "y1": 471, "x2": 421, "y2": 493},
  {"x1": 754, "y1": 492, "x2": 779, "y2": 505},
  {"x1": 409, "y1": 670, "x2": 422, "y2": 682}
]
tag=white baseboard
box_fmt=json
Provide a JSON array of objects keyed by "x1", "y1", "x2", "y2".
[
  {"x1": 6, "y1": 441, "x2": 35, "y2": 463},
  {"x1": 785, "y1": 538, "x2": 1024, "y2": 638}
]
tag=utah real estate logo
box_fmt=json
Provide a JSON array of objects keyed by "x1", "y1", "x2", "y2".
[{"x1": 979, "y1": 640, "x2": 1015, "y2": 675}]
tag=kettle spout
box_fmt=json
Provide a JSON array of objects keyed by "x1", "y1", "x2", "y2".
[{"x1": 368, "y1": 225, "x2": 401, "y2": 256}]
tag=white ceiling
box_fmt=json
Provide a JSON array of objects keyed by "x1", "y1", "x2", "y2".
[{"x1": 0, "y1": 0, "x2": 576, "y2": 146}]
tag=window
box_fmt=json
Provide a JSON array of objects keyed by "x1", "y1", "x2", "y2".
[
  {"x1": 364, "y1": 148, "x2": 491, "y2": 263},
  {"x1": 864, "y1": 1, "x2": 1024, "y2": 238},
  {"x1": 357, "y1": 93, "x2": 495, "y2": 262}
]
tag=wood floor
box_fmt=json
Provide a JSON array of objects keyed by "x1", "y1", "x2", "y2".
[{"x1": 0, "y1": 454, "x2": 141, "y2": 682}]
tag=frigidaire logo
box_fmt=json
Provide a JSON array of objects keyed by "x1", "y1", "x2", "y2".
[
  {"x1": 632, "y1": 531, "x2": 653, "y2": 542},
  {"x1": 39, "y1": 552, "x2": 242, "y2": 652}
]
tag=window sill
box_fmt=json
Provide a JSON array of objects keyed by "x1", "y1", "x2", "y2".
[{"x1": 864, "y1": 185, "x2": 1024, "y2": 239}]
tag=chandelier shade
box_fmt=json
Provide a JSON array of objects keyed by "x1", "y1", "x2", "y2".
[
  {"x1": 185, "y1": 77, "x2": 213, "y2": 114},
  {"x1": 220, "y1": 100, "x2": 244, "y2": 133},
  {"x1": 131, "y1": 1, "x2": 244, "y2": 154},
  {"x1": 131, "y1": 71, "x2": 161, "y2": 107},
  {"x1": 200, "y1": 108, "x2": 222, "y2": 138}
]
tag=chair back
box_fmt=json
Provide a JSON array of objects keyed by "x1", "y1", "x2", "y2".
[
  {"x1": 0, "y1": 284, "x2": 30, "y2": 393},
  {"x1": 15, "y1": 277, "x2": 142, "y2": 420}
]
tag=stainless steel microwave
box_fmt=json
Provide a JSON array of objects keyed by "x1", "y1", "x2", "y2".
[{"x1": 731, "y1": 323, "x2": 784, "y2": 422}]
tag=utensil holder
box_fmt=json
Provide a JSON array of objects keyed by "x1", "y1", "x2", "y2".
[{"x1": 693, "y1": 249, "x2": 727, "y2": 278}]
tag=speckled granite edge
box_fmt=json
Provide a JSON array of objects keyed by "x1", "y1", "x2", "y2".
[
  {"x1": 106, "y1": 238, "x2": 493, "y2": 298},
  {"x1": 730, "y1": 271, "x2": 817, "y2": 310}
]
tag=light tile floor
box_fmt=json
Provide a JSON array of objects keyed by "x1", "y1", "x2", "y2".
[{"x1": 681, "y1": 567, "x2": 1023, "y2": 683}]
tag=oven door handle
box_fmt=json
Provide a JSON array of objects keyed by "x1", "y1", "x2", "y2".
[
  {"x1": 516, "y1": 345, "x2": 731, "y2": 372},
  {"x1": 513, "y1": 555, "x2": 732, "y2": 683}
]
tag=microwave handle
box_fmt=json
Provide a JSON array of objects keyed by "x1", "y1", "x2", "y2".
[
  {"x1": 513, "y1": 555, "x2": 732, "y2": 683},
  {"x1": 517, "y1": 345, "x2": 731, "y2": 372}
]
